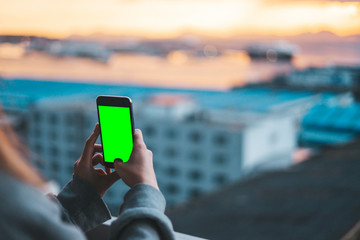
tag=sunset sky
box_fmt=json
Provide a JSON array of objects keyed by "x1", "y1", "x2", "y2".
[{"x1": 0, "y1": 0, "x2": 359, "y2": 38}]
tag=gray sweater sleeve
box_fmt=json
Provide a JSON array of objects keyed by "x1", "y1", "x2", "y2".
[
  {"x1": 110, "y1": 184, "x2": 175, "y2": 240},
  {"x1": 0, "y1": 171, "x2": 87, "y2": 240},
  {"x1": 56, "y1": 175, "x2": 111, "y2": 232},
  {"x1": 56, "y1": 177, "x2": 175, "y2": 239}
]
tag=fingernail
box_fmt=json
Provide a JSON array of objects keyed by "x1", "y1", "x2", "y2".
[{"x1": 114, "y1": 158, "x2": 123, "y2": 163}]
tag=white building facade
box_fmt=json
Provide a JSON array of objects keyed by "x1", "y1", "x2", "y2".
[{"x1": 26, "y1": 97, "x2": 298, "y2": 212}]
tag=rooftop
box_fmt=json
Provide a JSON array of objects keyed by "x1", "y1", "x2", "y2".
[
  {"x1": 302, "y1": 103, "x2": 360, "y2": 132},
  {"x1": 1, "y1": 78, "x2": 324, "y2": 113},
  {"x1": 167, "y1": 138, "x2": 360, "y2": 240},
  {"x1": 300, "y1": 102, "x2": 360, "y2": 146}
]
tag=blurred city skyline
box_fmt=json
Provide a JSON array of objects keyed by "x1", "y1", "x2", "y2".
[
  {"x1": 0, "y1": 0, "x2": 359, "y2": 90},
  {"x1": 0, "y1": 0, "x2": 359, "y2": 39}
]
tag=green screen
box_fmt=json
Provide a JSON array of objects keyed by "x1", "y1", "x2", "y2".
[{"x1": 98, "y1": 105, "x2": 133, "y2": 163}]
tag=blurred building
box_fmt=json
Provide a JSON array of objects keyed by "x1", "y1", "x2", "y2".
[
  {"x1": 26, "y1": 96, "x2": 298, "y2": 208},
  {"x1": 26, "y1": 39, "x2": 112, "y2": 63},
  {"x1": 135, "y1": 102, "x2": 298, "y2": 205},
  {"x1": 263, "y1": 64, "x2": 360, "y2": 147},
  {"x1": 300, "y1": 101, "x2": 360, "y2": 146},
  {"x1": 273, "y1": 65, "x2": 360, "y2": 92},
  {"x1": 0, "y1": 78, "x2": 346, "y2": 212}
]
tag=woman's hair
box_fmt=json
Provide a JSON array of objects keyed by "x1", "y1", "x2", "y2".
[{"x1": 0, "y1": 105, "x2": 45, "y2": 189}]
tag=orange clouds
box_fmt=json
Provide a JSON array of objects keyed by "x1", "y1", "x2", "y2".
[{"x1": 0, "y1": 0, "x2": 359, "y2": 38}]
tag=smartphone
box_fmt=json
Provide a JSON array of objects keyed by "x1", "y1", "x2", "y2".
[{"x1": 96, "y1": 95, "x2": 134, "y2": 168}]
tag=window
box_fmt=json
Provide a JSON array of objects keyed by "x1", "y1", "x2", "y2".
[
  {"x1": 189, "y1": 131, "x2": 202, "y2": 143},
  {"x1": 33, "y1": 111, "x2": 42, "y2": 122},
  {"x1": 188, "y1": 188, "x2": 201, "y2": 198},
  {"x1": 166, "y1": 184, "x2": 179, "y2": 194},
  {"x1": 50, "y1": 161, "x2": 59, "y2": 171},
  {"x1": 49, "y1": 113, "x2": 58, "y2": 125},
  {"x1": 33, "y1": 127, "x2": 41, "y2": 138},
  {"x1": 165, "y1": 128, "x2": 177, "y2": 140},
  {"x1": 165, "y1": 147, "x2": 178, "y2": 158},
  {"x1": 213, "y1": 173, "x2": 227, "y2": 185},
  {"x1": 72, "y1": 113, "x2": 84, "y2": 125},
  {"x1": 68, "y1": 150, "x2": 79, "y2": 159},
  {"x1": 144, "y1": 125, "x2": 157, "y2": 137},
  {"x1": 66, "y1": 114, "x2": 74, "y2": 125},
  {"x1": 50, "y1": 146, "x2": 59, "y2": 156},
  {"x1": 34, "y1": 143, "x2": 43, "y2": 154},
  {"x1": 167, "y1": 166, "x2": 179, "y2": 177},
  {"x1": 213, "y1": 133, "x2": 228, "y2": 146},
  {"x1": 66, "y1": 132, "x2": 76, "y2": 142},
  {"x1": 188, "y1": 170, "x2": 203, "y2": 181},
  {"x1": 35, "y1": 159, "x2": 45, "y2": 170},
  {"x1": 213, "y1": 153, "x2": 227, "y2": 165}
]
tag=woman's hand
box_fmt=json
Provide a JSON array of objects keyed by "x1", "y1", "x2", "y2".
[
  {"x1": 114, "y1": 129, "x2": 159, "y2": 190},
  {"x1": 73, "y1": 123, "x2": 120, "y2": 197}
]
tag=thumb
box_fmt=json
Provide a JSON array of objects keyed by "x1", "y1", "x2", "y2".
[{"x1": 114, "y1": 158, "x2": 124, "y2": 175}]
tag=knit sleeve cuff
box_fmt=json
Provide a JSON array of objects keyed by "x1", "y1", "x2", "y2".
[{"x1": 56, "y1": 175, "x2": 111, "y2": 232}]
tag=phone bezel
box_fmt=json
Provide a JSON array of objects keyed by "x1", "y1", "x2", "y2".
[{"x1": 96, "y1": 95, "x2": 135, "y2": 168}]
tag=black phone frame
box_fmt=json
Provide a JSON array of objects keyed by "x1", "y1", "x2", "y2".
[{"x1": 96, "y1": 95, "x2": 135, "y2": 168}]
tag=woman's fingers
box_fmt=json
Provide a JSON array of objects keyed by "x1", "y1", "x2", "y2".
[
  {"x1": 93, "y1": 144, "x2": 103, "y2": 154},
  {"x1": 93, "y1": 155, "x2": 120, "y2": 184},
  {"x1": 95, "y1": 168, "x2": 106, "y2": 176},
  {"x1": 114, "y1": 159, "x2": 124, "y2": 176},
  {"x1": 134, "y1": 129, "x2": 146, "y2": 149},
  {"x1": 92, "y1": 153, "x2": 104, "y2": 166},
  {"x1": 82, "y1": 123, "x2": 100, "y2": 165},
  {"x1": 94, "y1": 165, "x2": 120, "y2": 186}
]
